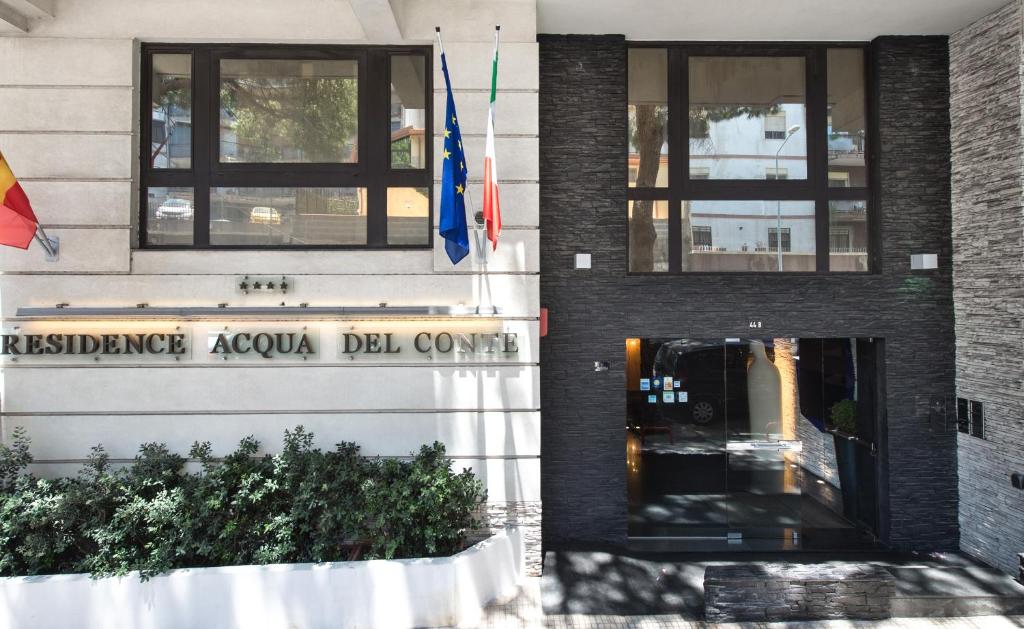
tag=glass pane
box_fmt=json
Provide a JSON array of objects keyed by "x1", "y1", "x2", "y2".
[
  {"x1": 220, "y1": 59, "x2": 358, "y2": 163},
  {"x1": 150, "y1": 54, "x2": 192, "y2": 169},
  {"x1": 628, "y1": 49, "x2": 668, "y2": 188},
  {"x1": 627, "y1": 338, "x2": 729, "y2": 537},
  {"x1": 681, "y1": 200, "x2": 816, "y2": 271},
  {"x1": 829, "y1": 200, "x2": 869, "y2": 271},
  {"x1": 689, "y1": 57, "x2": 807, "y2": 180},
  {"x1": 146, "y1": 187, "x2": 194, "y2": 245},
  {"x1": 629, "y1": 199, "x2": 669, "y2": 272},
  {"x1": 210, "y1": 188, "x2": 366, "y2": 245},
  {"x1": 827, "y1": 49, "x2": 867, "y2": 187},
  {"x1": 725, "y1": 338, "x2": 803, "y2": 538},
  {"x1": 390, "y1": 55, "x2": 427, "y2": 169},
  {"x1": 387, "y1": 187, "x2": 429, "y2": 245}
]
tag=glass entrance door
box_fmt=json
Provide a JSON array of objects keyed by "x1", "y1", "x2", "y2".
[
  {"x1": 723, "y1": 338, "x2": 803, "y2": 542},
  {"x1": 627, "y1": 337, "x2": 881, "y2": 546},
  {"x1": 627, "y1": 338, "x2": 730, "y2": 537}
]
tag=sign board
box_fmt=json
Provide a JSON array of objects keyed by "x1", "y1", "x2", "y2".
[
  {"x1": 337, "y1": 321, "x2": 523, "y2": 363},
  {"x1": 207, "y1": 328, "x2": 318, "y2": 362},
  {"x1": 1, "y1": 319, "x2": 531, "y2": 364},
  {"x1": 1, "y1": 326, "x2": 190, "y2": 363}
]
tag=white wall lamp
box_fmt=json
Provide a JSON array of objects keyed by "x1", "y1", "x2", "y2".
[{"x1": 910, "y1": 254, "x2": 938, "y2": 270}]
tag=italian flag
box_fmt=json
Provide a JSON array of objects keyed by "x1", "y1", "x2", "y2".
[{"x1": 482, "y1": 26, "x2": 502, "y2": 250}]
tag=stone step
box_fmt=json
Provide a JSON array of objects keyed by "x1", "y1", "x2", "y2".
[{"x1": 889, "y1": 566, "x2": 1024, "y2": 617}]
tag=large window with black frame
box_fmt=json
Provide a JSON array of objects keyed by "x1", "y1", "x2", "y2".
[
  {"x1": 628, "y1": 44, "x2": 870, "y2": 273},
  {"x1": 142, "y1": 45, "x2": 431, "y2": 248}
]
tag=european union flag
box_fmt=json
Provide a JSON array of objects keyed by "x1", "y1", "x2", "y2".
[{"x1": 438, "y1": 48, "x2": 470, "y2": 264}]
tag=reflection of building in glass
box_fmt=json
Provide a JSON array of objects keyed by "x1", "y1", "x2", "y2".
[
  {"x1": 151, "y1": 107, "x2": 192, "y2": 169},
  {"x1": 627, "y1": 48, "x2": 869, "y2": 272}
]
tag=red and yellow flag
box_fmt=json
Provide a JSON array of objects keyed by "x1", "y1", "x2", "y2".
[{"x1": 0, "y1": 151, "x2": 39, "y2": 250}]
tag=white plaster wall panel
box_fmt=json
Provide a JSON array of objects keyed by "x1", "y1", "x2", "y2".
[
  {"x1": 0, "y1": 133, "x2": 131, "y2": 179},
  {"x1": 432, "y1": 91, "x2": 538, "y2": 137},
  {"x1": 433, "y1": 136, "x2": 538, "y2": 181},
  {"x1": 452, "y1": 457, "x2": 539, "y2": 502},
  {"x1": 18, "y1": 181, "x2": 131, "y2": 226},
  {"x1": 3, "y1": 365, "x2": 541, "y2": 413},
  {"x1": 395, "y1": 0, "x2": 537, "y2": 43},
  {"x1": 433, "y1": 182, "x2": 538, "y2": 227},
  {"x1": 24, "y1": 457, "x2": 541, "y2": 502},
  {"x1": 29, "y1": 0, "x2": 366, "y2": 41},
  {"x1": 0, "y1": 87, "x2": 133, "y2": 133},
  {"x1": 0, "y1": 274, "x2": 540, "y2": 318},
  {"x1": 131, "y1": 249, "x2": 435, "y2": 275},
  {"x1": 432, "y1": 227, "x2": 538, "y2": 272},
  {"x1": 4, "y1": 411, "x2": 541, "y2": 460},
  {"x1": 0, "y1": 227, "x2": 129, "y2": 272},
  {"x1": 0, "y1": 37, "x2": 132, "y2": 86},
  {"x1": 433, "y1": 42, "x2": 538, "y2": 90}
]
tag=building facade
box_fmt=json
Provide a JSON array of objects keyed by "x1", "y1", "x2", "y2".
[
  {"x1": 0, "y1": 0, "x2": 1021, "y2": 581},
  {"x1": 0, "y1": 0, "x2": 543, "y2": 572}
]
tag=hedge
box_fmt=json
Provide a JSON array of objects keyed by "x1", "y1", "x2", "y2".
[{"x1": 0, "y1": 426, "x2": 486, "y2": 580}]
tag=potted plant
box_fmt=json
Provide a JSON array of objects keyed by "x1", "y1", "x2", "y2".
[
  {"x1": 828, "y1": 399, "x2": 859, "y2": 519},
  {"x1": 829, "y1": 399, "x2": 857, "y2": 436}
]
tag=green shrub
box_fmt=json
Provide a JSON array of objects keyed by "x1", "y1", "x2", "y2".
[
  {"x1": 0, "y1": 427, "x2": 486, "y2": 580},
  {"x1": 829, "y1": 399, "x2": 858, "y2": 435}
]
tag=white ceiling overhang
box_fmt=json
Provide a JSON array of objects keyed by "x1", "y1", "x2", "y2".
[
  {"x1": 0, "y1": 0, "x2": 53, "y2": 33},
  {"x1": 537, "y1": 0, "x2": 1012, "y2": 40}
]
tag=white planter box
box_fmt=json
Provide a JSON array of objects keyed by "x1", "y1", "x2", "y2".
[{"x1": 0, "y1": 527, "x2": 524, "y2": 629}]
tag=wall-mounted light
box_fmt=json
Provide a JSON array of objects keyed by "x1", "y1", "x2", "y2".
[
  {"x1": 575, "y1": 253, "x2": 592, "y2": 270},
  {"x1": 910, "y1": 254, "x2": 938, "y2": 270}
]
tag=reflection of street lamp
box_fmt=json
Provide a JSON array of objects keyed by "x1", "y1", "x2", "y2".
[{"x1": 775, "y1": 125, "x2": 801, "y2": 271}]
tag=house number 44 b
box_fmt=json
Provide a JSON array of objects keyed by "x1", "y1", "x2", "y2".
[{"x1": 748, "y1": 320, "x2": 763, "y2": 329}]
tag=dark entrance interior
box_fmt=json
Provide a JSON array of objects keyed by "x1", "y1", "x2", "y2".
[{"x1": 626, "y1": 337, "x2": 882, "y2": 549}]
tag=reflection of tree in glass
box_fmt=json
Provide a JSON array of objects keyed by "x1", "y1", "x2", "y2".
[
  {"x1": 151, "y1": 75, "x2": 191, "y2": 164},
  {"x1": 629, "y1": 104, "x2": 666, "y2": 272},
  {"x1": 629, "y1": 104, "x2": 780, "y2": 271},
  {"x1": 391, "y1": 136, "x2": 413, "y2": 169},
  {"x1": 222, "y1": 76, "x2": 358, "y2": 163}
]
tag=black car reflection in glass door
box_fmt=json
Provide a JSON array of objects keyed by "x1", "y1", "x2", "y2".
[{"x1": 651, "y1": 340, "x2": 752, "y2": 436}]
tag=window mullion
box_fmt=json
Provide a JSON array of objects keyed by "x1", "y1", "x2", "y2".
[
  {"x1": 365, "y1": 51, "x2": 388, "y2": 247},
  {"x1": 192, "y1": 48, "x2": 212, "y2": 247},
  {"x1": 668, "y1": 48, "x2": 685, "y2": 271},
  {"x1": 808, "y1": 47, "x2": 829, "y2": 272}
]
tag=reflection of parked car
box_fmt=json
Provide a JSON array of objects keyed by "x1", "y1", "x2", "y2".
[
  {"x1": 155, "y1": 198, "x2": 193, "y2": 220},
  {"x1": 652, "y1": 339, "x2": 749, "y2": 426},
  {"x1": 250, "y1": 206, "x2": 282, "y2": 225}
]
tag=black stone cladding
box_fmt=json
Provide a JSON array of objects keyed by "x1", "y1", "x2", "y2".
[{"x1": 538, "y1": 35, "x2": 957, "y2": 551}]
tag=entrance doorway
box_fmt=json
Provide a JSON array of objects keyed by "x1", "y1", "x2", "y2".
[{"x1": 626, "y1": 337, "x2": 882, "y2": 549}]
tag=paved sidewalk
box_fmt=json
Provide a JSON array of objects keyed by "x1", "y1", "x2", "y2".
[{"x1": 479, "y1": 578, "x2": 1024, "y2": 628}]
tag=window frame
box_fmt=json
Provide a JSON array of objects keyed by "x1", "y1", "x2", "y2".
[
  {"x1": 626, "y1": 42, "x2": 875, "y2": 274},
  {"x1": 140, "y1": 43, "x2": 433, "y2": 250}
]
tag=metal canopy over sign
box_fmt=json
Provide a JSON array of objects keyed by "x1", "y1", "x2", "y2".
[{"x1": 14, "y1": 305, "x2": 504, "y2": 320}]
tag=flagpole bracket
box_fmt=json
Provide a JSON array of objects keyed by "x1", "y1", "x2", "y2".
[{"x1": 42, "y1": 236, "x2": 59, "y2": 262}]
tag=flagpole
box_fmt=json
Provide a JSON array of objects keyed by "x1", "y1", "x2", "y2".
[{"x1": 34, "y1": 224, "x2": 56, "y2": 258}]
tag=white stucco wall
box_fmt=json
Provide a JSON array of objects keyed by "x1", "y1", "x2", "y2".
[{"x1": 0, "y1": 0, "x2": 541, "y2": 570}]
